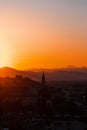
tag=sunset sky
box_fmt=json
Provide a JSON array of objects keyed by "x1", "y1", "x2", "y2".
[{"x1": 0, "y1": 0, "x2": 87, "y2": 70}]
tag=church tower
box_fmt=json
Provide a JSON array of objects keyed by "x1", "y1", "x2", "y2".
[{"x1": 41, "y1": 72, "x2": 46, "y2": 86}]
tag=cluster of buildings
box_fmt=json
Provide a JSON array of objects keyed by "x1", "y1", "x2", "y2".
[{"x1": 0, "y1": 73, "x2": 87, "y2": 129}]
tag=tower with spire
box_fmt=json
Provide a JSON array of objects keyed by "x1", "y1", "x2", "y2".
[
  {"x1": 38, "y1": 72, "x2": 51, "y2": 114},
  {"x1": 41, "y1": 72, "x2": 46, "y2": 86}
]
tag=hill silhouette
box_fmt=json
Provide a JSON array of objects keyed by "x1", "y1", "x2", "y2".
[{"x1": 0, "y1": 67, "x2": 87, "y2": 81}]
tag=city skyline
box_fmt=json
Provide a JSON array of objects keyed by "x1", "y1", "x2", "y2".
[{"x1": 0, "y1": 0, "x2": 87, "y2": 69}]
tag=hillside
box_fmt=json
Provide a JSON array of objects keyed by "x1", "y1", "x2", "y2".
[{"x1": 0, "y1": 67, "x2": 87, "y2": 82}]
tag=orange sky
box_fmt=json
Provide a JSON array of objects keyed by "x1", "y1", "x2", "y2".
[{"x1": 0, "y1": 0, "x2": 87, "y2": 70}]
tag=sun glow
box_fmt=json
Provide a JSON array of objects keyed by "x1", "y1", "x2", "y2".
[
  {"x1": 0, "y1": 1, "x2": 87, "y2": 69},
  {"x1": 0, "y1": 39, "x2": 13, "y2": 68}
]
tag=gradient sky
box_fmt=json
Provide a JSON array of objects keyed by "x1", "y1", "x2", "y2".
[{"x1": 0, "y1": 0, "x2": 87, "y2": 69}]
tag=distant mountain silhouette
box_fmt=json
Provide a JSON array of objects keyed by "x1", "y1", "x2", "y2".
[
  {"x1": 0, "y1": 67, "x2": 87, "y2": 81},
  {"x1": 0, "y1": 67, "x2": 26, "y2": 78}
]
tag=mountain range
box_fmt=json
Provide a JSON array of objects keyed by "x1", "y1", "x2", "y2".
[{"x1": 0, "y1": 67, "x2": 87, "y2": 82}]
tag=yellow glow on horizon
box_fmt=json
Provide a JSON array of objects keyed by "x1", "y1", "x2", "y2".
[{"x1": 0, "y1": 39, "x2": 14, "y2": 68}]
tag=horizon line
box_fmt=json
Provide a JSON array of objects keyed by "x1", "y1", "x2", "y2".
[{"x1": 0, "y1": 66, "x2": 87, "y2": 71}]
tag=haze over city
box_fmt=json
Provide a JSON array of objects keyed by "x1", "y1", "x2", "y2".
[{"x1": 0, "y1": 0, "x2": 87, "y2": 69}]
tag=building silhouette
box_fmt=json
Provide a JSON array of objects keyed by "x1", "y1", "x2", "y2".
[
  {"x1": 41, "y1": 72, "x2": 46, "y2": 86},
  {"x1": 38, "y1": 73, "x2": 52, "y2": 114}
]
